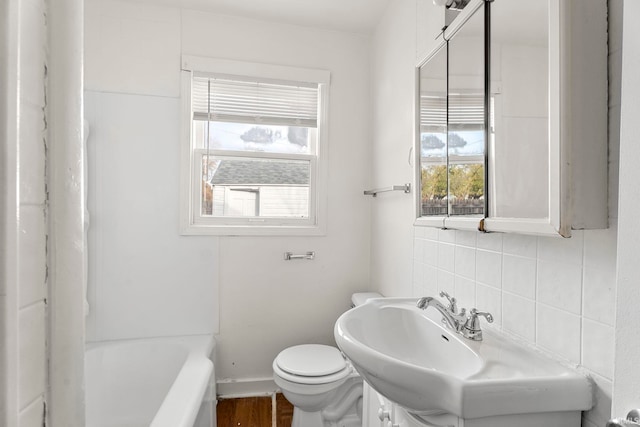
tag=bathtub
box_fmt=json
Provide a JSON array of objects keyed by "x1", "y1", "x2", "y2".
[{"x1": 85, "y1": 335, "x2": 216, "y2": 427}]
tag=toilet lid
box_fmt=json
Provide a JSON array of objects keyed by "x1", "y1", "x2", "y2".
[{"x1": 276, "y1": 344, "x2": 347, "y2": 377}]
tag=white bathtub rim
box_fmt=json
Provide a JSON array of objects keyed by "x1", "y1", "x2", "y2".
[
  {"x1": 151, "y1": 353, "x2": 213, "y2": 427},
  {"x1": 85, "y1": 333, "x2": 216, "y2": 356},
  {"x1": 85, "y1": 334, "x2": 216, "y2": 427}
]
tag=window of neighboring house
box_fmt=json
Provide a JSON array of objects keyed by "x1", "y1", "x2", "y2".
[{"x1": 180, "y1": 57, "x2": 330, "y2": 235}]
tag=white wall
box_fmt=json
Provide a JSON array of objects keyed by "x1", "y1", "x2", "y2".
[
  {"x1": 613, "y1": 0, "x2": 640, "y2": 418},
  {"x1": 1, "y1": 0, "x2": 49, "y2": 425},
  {"x1": 369, "y1": 0, "x2": 417, "y2": 298},
  {"x1": 84, "y1": 90, "x2": 219, "y2": 341},
  {"x1": 372, "y1": 1, "x2": 620, "y2": 426},
  {"x1": 84, "y1": 0, "x2": 372, "y2": 389}
]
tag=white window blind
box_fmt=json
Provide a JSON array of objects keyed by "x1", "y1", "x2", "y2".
[
  {"x1": 420, "y1": 93, "x2": 484, "y2": 130},
  {"x1": 192, "y1": 75, "x2": 319, "y2": 127},
  {"x1": 448, "y1": 93, "x2": 484, "y2": 129},
  {"x1": 420, "y1": 95, "x2": 447, "y2": 131}
]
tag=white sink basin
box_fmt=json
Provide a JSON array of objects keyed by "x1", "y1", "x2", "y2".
[{"x1": 334, "y1": 297, "x2": 593, "y2": 419}]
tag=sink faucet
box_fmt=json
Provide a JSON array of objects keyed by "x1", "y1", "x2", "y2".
[
  {"x1": 416, "y1": 296, "x2": 466, "y2": 332},
  {"x1": 417, "y1": 294, "x2": 493, "y2": 341}
]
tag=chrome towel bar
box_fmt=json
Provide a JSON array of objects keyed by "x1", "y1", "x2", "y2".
[{"x1": 364, "y1": 183, "x2": 411, "y2": 197}]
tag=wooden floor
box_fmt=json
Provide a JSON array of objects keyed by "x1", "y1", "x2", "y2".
[{"x1": 217, "y1": 393, "x2": 294, "y2": 427}]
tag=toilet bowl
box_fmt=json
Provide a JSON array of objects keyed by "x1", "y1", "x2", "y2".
[
  {"x1": 273, "y1": 344, "x2": 362, "y2": 427},
  {"x1": 273, "y1": 293, "x2": 381, "y2": 427}
]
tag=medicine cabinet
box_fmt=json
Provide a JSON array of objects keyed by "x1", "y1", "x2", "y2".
[{"x1": 415, "y1": 0, "x2": 608, "y2": 236}]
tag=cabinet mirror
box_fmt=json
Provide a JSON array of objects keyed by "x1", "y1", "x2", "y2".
[
  {"x1": 417, "y1": 1, "x2": 486, "y2": 227},
  {"x1": 488, "y1": 0, "x2": 549, "y2": 220},
  {"x1": 416, "y1": 0, "x2": 606, "y2": 235},
  {"x1": 418, "y1": 42, "x2": 447, "y2": 217}
]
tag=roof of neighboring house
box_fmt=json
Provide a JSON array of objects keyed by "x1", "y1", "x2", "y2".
[{"x1": 209, "y1": 159, "x2": 309, "y2": 186}]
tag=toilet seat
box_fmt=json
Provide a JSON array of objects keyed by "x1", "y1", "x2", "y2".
[
  {"x1": 277, "y1": 344, "x2": 347, "y2": 376},
  {"x1": 274, "y1": 344, "x2": 351, "y2": 385}
]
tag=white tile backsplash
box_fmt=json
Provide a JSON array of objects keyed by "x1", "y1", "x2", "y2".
[
  {"x1": 412, "y1": 261, "x2": 423, "y2": 287},
  {"x1": 437, "y1": 242, "x2": 455, "y2": 273},
  {"x1": 454, "y1": 275, "x2": 475, "y2": 309},
  {"x1": 476, "y1": 284, "x2": 502, "y2": 326},
  {"x1": 584, "y1": 227, "x2": 617, "y2": 274},
  {"x1": 582, "y1": 319, "x2": 615, "y2": 379},
  {"x1": 423, "y1": 226, "x2": 439, "y2": 240},
  {"x1": 583, "y1": 266, "x2": 616, "y2": 326},
  {"x1": 502, "y1": 233, "x2": 537, "y2": 258},
  {"x1": 413, "y1": 238, "x2": 424, "y2": 261},
  {"x1": 537, "y1": 259, "x2": 582, "y2": 314},
  {"x1": 537, "y1": 230, "x2": 584, "y2": 265},
  {"x1": 423, "y1": 264, "x2": 438, "y2": 292},
  {"x1": 438, "y1": 228, "x2": 456, "y2": 244},
  {"x1": 422, "y1": 239, "x2": 438, "y2": 266},
  {"x1": 454, "y1": 245, "x2": 475, "y2": 280},
  {"x1": 476, "y1": 231, "x2": 502, "y2": 252},
  {"x1": 455, "y1": 230, "x2": 476, "y2": 248},
  {"x1": 536, "y1": 304, "x2": 581, "y2": 364},
  {"x1": 437, "y1": 269, "x2": 454, "y2": 295},
  {"x1": 475, "y1": 249, "x2": 502, "y2": 289},
  {"x1": 421, "y1": 264, "x2": 438, "y2": 297},
  {"x1": 502, "y1": 254, "x2": 536, "y2": 299},
  {"x1": 502, "y1": 292, "x2": 535, "y2": 342}
]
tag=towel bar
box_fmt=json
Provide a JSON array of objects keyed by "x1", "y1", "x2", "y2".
[{"x1": 364, "y1": 183, "x2": 411, "y2": 197}]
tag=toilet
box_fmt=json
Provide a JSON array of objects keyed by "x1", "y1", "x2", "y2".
[{"x1": 273, "y1": 292, "x2": 381, "y2": 427}]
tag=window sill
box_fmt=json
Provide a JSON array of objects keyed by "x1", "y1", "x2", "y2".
[
  {"x1": 180, "y1": 223, "x2": 327, "y2": 237},
  {"x1": 414, "y1": 216, "x2": 482, "y2": 232}
]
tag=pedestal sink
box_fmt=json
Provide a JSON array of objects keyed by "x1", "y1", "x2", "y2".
[{"x1": 334, "y1": 297, "x2": 593, "y2": 422}]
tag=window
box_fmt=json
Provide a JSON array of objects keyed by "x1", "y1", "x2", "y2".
[{"x1": 180, "y1": 57, "x2": 330, "y2": 235}]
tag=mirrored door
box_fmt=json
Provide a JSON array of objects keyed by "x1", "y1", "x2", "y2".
[
  {"x1": 416, "y1": 1, "x2": 486, "y2": 225},
  {"x1": 447, "y1": 5, "x2": 486, "y2": 217}
]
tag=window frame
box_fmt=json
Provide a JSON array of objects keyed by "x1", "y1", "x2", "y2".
[{"x1": 180, "y1": 56, "x2": 330, "y2": 236}]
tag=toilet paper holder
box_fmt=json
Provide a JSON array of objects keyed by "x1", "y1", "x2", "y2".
[
  {"x1": 284, "y1": 251, "x2": 315, "y2": 261},
  {"x1": 607, "y1": 409, "x2": 640, "y2": 427}
]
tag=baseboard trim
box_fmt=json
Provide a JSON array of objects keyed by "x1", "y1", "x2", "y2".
[{"x1": 216, "y1": 377, "x2": 279, "y2": 398}]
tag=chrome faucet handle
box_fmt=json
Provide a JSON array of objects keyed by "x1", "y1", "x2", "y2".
[
  {"x1": 439, "y1": 291, "x2": 458, "y2": 314},
  {"x1": 462, "y1": 308, "x2": 494, "y2": 341},
  {"x1": 471, "y1": 309, "x2": 493, "y2": 323}
]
